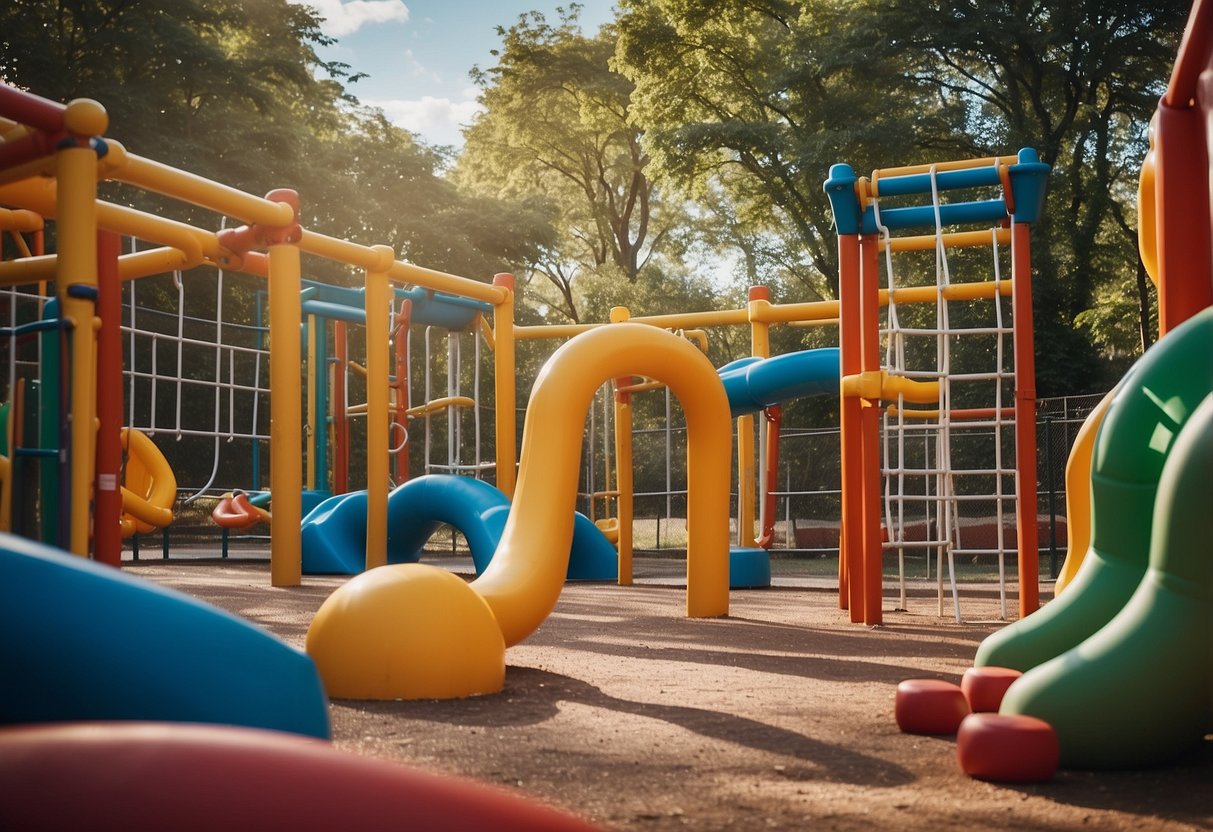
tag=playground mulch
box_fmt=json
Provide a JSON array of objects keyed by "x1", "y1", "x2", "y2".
[{"x1": 129, "y1": 558, "x2": 1213, "y2": 832}]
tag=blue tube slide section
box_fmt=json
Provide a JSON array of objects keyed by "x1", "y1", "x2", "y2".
[
  {"x1": 718, "y1": 348, "x2": 840, "y2": 418},
  {"x1": 0, "y1": 532, "x2": 330, "y2": 738},
  {"x1": 301, "y1": 475, "x2": 617, "y2": 580}
]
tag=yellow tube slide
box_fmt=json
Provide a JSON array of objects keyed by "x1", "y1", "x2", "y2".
[
  {"x1": 308, "y1": 324, "x2": 733, "y2": 698},
  {"x1": 474, "y1": 323, "x2": 733, "y2": 645},
  {"x1": 118, "y1": 428, "x2": 176, "y2": 537}
]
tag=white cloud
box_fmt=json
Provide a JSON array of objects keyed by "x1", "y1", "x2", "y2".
[
  {"x1": 299, "y1": 0, "x2": 410, "y2": 38},
  {"x1": 369, "y1": 95, "x2": 484, "y2": 146},
  {"x1": 402, "y1": 49, "x2": 442, "y2": 84}
]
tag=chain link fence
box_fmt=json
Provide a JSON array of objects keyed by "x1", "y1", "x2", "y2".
[{"x1": 606, "y1": 390, "x2": 1109, "y2": 578}]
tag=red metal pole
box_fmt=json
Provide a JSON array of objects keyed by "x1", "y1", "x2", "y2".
[
  {"x1": 93, "y1": 230, "x2": 123, "y2": 567},
  {"x1": 838, "y1": 233, "x2": 862, "y2": 619},
  {"x1": 1011, "y1": 222, "x2": 1040, "y2": 616},
  {"x1": 755, "y1": 405, "x2": 781, "y2": 549},
  {"x1": 0, "y1": 84, "x2": 67, "y2": 132},
  {"x1": 1154, "y1": 99, "x2": 1213, "y2": 333},
  {"x1": 859, "y1": 234, "x2": 884, "y2": 626}
]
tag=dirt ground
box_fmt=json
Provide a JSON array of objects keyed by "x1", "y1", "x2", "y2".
[{"x1": 129, "y1": 557, "x2": 1213, "y2": 831}]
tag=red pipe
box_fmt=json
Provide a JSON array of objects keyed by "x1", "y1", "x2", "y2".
[
  {"x1": 1164, "y1": 0, "x2": 1213, "y2": 108},
  {"x1": 93, "y1": 231, "x2": 123, "y2": 567},
  {"x1": 0, "y1": 84, "x2": 67, "y2": 133},
  {"x1": 859, "y1": 235, "x2": 884, "y2": 626},
  {"x1": 0, "y1": 130, "x2": 65, "y2": 171},
  {"x1": 1012, "y1": 222, "x2": 1040, "y2": 616},
  {"x1": 837, "y1": 233, "x2": 862, "y2": 618},
  {"x1": 755, "y1": 405, "x2": 781, "y2": 549}
]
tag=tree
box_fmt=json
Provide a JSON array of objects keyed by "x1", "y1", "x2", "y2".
[
  {"x1": 851, "y1": 0, "x2": 1186, "y2": 392},
  {"x1": 615, "y1": 0, "x2": 1186, "y2": 393},
  {"x1": 614, "y1": 0, "x2": 960, "y2": 301},
  {"x1": 0, "y1": 0, "x2": 552, "y2": 487},
  {"x1": 0, "y1": 0, "x2": 544, "y2": 285},
  {"x1": 456, "y1": 7, "x2": 679, "y2": 323}
]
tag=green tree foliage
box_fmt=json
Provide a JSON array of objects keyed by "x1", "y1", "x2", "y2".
[
  {"x1": 0, "y1": 0, "x2": 549, "y2": 489},
  {"x1": 852, "y1": 0, "x2": 1185, "y2": 391},
  {"x1": 0, "y1": 0, "x2": 542, "y2": 284},
  {"x1": 614, "y1": 0, "x2": 962, "y2": 301},
  {"x1": 614, "y1": 0, "x2": 1186, "y2": 392},
  {"x1": 456, "y1": 7, "x2": 686, "y2": 323}
]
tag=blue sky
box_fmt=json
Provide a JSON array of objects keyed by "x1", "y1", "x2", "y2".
[{"x1": 293, "y1": 0, "x2": 617, "y2": 148}]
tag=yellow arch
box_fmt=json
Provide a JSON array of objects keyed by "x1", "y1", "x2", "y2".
[
  {"x1": 308, "y1": 323, "x2": 734, "y2": 698},
  {"x1": 474, "y1": 322, "x2": 734, "y2": 646}
]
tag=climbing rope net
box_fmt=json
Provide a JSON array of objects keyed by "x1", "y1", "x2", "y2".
[{"x1": 874, "y1": 164, "x2": 1022, "y2": 621}]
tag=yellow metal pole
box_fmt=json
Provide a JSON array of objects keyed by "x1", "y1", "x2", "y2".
[
  {"x1": 742, "y1": 286, "x2": 773, "y2": 549},
  {"x1": 613, "y1": 383, "x2": 634, "y2": 585},
  {"x1": 56, "y1": 100, "x2": 106, "y2": 557},
  {"x1": 364, "y1": 247, "x2": 394, "y2": 570},
  {"x1": 492, "y1": 274, "x2": 516, "y2": 497},
  {"x1": 736, "y1": 413, "x2": 756, "y2": 548},
  {"x1": 268, "y1": 240, "x2": 303, "y2": 587},
  {"x1": 306, "y1": 314, "x2": 317, "y2": 491}
]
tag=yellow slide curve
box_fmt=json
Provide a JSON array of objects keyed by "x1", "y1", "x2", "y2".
[{"x1": 307, "y1": 323, "x2": 734, "y2": 700}]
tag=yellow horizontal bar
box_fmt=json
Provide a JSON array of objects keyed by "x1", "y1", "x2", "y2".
[
  {"x1": 0, "y1": 206, "x2": 42, "y2": 232},
  {"x1": 100, "y1": 202, "x2": 212, "y2": 262},
  {"x1": 880, "y1": 279, "x2": 1012, "y2": 306},
  {"x1": 519, "y1": 298, "x2": 845, "y2": 340},
  {"x1": 299, "y1": 230, "x2": 507, "y2": 306},
  {"x1": 873, "y1": 155, "x2": 1017, "y2": 180},
  {"x1": 112, "y1": 145, "x2": 294, "y2": 227},
  {"x1": 0, "y1": 176, "x2": 215, "y2": 263},
  {"x1": 882, "y1": 374, "x2": 940, "y2": 404},
  {"x1": 0, "y1": 255, "x2": 53, "y2": 287},
  {"x1": 625, "y1": 307, "x2": 749, "y2": 329},
  {"x1": 617, "y1": 378, "x2": 666, "y2": 395},
  {"x1": 841, "y1": 370, "x2": 939, "y2": 404},
  {"x1": 749, "y1": 298, "x2": 840, "y2": 323},
  {"x1": 0, "y1": 245, "x2": 201, "y2": 288},
  {"x1": 405, "y1": 395, "x2": 475, "y2": 418},
  {"x1": 390, "y1": 260, "x2": 507, "y2": 305},
  {"x1": 300, "y1": 230, "x2": 392, "y2": 272},
  {"x1": 881, "y1": 227, "x2": 1012, "y2": 252},
  {"x1": 514, "y1": 323, "x2": 597, "y2": 340},
  {"x1": 788, "y1": 317, "x2": 840, "y2": 328},
  {"x1": 121, "y1": 247, "x2": 195, "y2": 280},
  {"x1": 0, "y1": 155, "x2": 56, "y2": 188}
]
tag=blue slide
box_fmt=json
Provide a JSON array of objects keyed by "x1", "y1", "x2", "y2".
[
  {"x1": 718, "y1": 347, "x2": 839, "y2": 418},
  {"x1": 719, "y1": 348, "x2": 840, "y2": 587},
  {"x1": 0, "y1": 533, "x2": 329, "y2": 739},
  {"x1": 301, "y1": 475, "x2": 617, "y2": 580},
  {"x1": 303, "y1": 349, "x2": 840, "y2": 584}
]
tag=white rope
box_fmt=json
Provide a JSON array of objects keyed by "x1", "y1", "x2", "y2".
[
  {"x1": 183, "y1": 262, "x2": 225, "y2": 504},
  {"x1": 127, "y1": 239, "x2": 137, "y2": 431},
  {"x1": 424, "y1": 325, "x2": 434, "y2": 474},
  {"x1": 991, "y1": 224, "x2": 1008, "y2": 618},
  {"x1": 926, "y1": 165, "x2": 962, "y2": 622},
  {"x1": 871, "y1": 181, "x2": 910, "y2": 609},
  {"x1": 447, "y1": 330, "x2": 460, "y2": 470},
  {"x1": 172, "y1": 271, "x2": 184, "y2": 440},
  {"x1": 474, "y1": 321, "x2": 483, "y2": 475}
]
